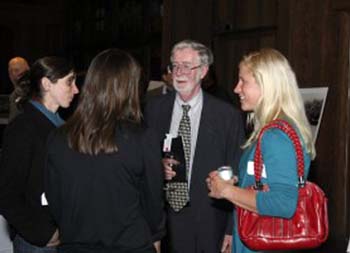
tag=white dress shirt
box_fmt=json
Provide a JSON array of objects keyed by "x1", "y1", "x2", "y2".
[{"x1": 169, "y1": 89, "x2": 203, "y2": 186}]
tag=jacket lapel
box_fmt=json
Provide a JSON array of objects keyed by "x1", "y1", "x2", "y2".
[
  {"x1": 190, "y1": 93, "x2": 216, "y2": 185},
  {"x1": 160, "y1": 92, "x2": 176, "y2": 136}
]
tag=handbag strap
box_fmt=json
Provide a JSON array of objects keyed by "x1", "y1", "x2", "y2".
[{"x1": 253, "y1": 119, "x2": 305, "y2": 190}]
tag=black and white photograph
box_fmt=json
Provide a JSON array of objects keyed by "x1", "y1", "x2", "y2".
[{"x1": 300, "y1": 87, "x2": 328, "y2": 144}]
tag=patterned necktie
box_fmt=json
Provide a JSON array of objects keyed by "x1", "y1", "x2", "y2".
[
  {"x1": 165, "y1": 104, "x2": 191, "y2": 212},
  {"x1": 178, "y1": 104, "x2": 191, "y2": 177}
]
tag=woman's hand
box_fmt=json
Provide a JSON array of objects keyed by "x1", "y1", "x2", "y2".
[
  {"x1": 221, "y1": 234, "x2": 232, "y2": 253},
  {"x1": 153, "y1": 240, "x2": 161, "y2": 253},
  {"x1": 162, "y1": 157, "x2": 179, "y2": 180},
  {"x1": 207, "y1": 171, "x2": 258, "y2": 212},
  {"x1": 46, "y1": 229, "x2": 60, "y2": 247},
  {"x1": 206, "y1": 170, "x2": 235, "y2": 199}
]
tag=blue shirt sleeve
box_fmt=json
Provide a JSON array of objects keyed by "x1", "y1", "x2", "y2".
[{"x1": 256, "y1": 129, "x2": 301, "y2": 218}]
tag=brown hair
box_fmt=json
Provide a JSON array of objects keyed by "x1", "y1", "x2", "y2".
[
  {"x1": 64, "y1": 48, "x2": 142, "y2": 155},
  {"x1": 16, "y1": 56, "x2": 74, "y2": 107}
]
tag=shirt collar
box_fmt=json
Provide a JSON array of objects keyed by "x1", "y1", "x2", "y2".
[
  {"x1": 30, "y1": 100, "x2": 65, "y2": 127},
  {"x1": 175, "y1": 88, "x2": 203, "y2": 109}
]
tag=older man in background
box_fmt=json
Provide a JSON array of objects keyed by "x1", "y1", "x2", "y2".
[{"x1": 8, "y1": 57, "x2": 30, "y2": 121}]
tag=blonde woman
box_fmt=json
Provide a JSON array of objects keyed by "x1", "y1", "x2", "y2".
[{"x1": 206, "y1": 48, "x2": 315, "y2": 253}]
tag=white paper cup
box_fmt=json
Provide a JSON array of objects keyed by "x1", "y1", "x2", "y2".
[{"x1": 217, "y1": 166, "x2": 233, "y2": 181}]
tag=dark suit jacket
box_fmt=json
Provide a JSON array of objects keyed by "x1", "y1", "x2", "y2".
[
  {"x1": 0, "y1": 102, "x2": 57, "y2": 246},
  {"x1": 145, "y1": 91, "x2": 245, "y2": 253}
]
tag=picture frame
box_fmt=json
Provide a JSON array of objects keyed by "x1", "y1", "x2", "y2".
[{"x1": 299, "y1": 87, "x2": 328, "y2": 144}]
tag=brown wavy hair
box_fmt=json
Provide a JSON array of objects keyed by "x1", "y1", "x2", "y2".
[{"x1": 64, "y1": 48, "x2": 142, "y2": 155}]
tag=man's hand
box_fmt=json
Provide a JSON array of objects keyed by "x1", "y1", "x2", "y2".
[{"x1": 162, "y1": 157, "x2": 179, "y2": 180}]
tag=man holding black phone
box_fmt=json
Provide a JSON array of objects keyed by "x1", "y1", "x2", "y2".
[{"x1": 145, "y1": 39, "x2": 244, "y2": 253}]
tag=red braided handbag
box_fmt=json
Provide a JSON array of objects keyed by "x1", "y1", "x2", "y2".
[{"x1": 236, "y1": 119, "x2": 328, "y2": 250}]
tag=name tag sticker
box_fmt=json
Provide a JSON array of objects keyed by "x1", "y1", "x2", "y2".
[
  {"x1": 163, "y1": 133, "x2": 176, "y2": 152},
  {"x1": 247, "y1": 161, "x2": 267, "y2": 178},
  {"x1": 41, "y1": 192, "x2": 48, "y2": 206}
]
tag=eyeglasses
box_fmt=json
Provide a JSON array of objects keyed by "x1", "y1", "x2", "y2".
[{"x1": 167, "y1": 63, "x2": 202, "y2": 74}]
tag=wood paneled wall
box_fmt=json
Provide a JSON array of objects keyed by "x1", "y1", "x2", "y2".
[
  {"x1": 163, "y1": 0, "x2": 350, "y2": 251},
  {"x1": 285, "y1": 2, "x2": 350, "y2": 251},
  {"x1": 161, "y1": 0, "x2": 213, "y2": 67}
]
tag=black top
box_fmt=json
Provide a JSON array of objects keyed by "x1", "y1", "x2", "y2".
[
  {"x1": 45, "y1": 123, "x2": 165, "y2": 253},
  {"x1": 0, "y1": 102, "x2": 57, "y2": 246}
]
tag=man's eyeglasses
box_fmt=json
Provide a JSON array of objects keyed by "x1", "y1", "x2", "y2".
[{"x1": 167, "y1": 63, "x2": 202, "y2": 74}]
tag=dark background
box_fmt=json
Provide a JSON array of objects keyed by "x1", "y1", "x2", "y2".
[
  {"x1": 0, "y1": 0, "x2": 163, "y2": 94},
  {"x1": 1, "y1": 0, "x2": 350, "y2": 252}
]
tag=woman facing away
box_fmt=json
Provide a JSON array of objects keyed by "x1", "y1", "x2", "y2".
[
  {"x1": 206, "y1": 48, "x2": 316, "y2": 253},
  {"x1": 45, "y1": 48, "x2": 165, "y2": 253},
  {"x1": 0, "y1": 56, "x2": 79, "y2": 252}
]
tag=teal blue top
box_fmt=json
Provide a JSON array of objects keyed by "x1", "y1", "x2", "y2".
[
  {"x1": 233, "y1": 128, "x2": 311, "y2": 253},
  {"x1": 30, "y1": 100, "x2": 65, "y2": 127}
]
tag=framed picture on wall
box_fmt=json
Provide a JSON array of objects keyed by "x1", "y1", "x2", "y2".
[{"x1": 300, "y1": 87, "x2": 328, "y2": 144}]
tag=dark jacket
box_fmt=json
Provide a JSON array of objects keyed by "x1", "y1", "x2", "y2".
[
  {"x1": 145, "y1": 91, "x2": 245, "y2": 253},
  {"x1": 0, "y1": 102, "x2": 57, "y2": 246},
  {"x1": 45, "y1": 123, "x2": 165, "y2": 253}
]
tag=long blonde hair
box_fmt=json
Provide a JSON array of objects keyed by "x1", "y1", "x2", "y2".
[{"x1": 241, "y1": 48, "x2": 315, "y2": 159}]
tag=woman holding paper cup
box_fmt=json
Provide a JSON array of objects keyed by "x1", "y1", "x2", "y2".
[{"x1": 206, "y1": 48, "x2": 315, "y2": 253}]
